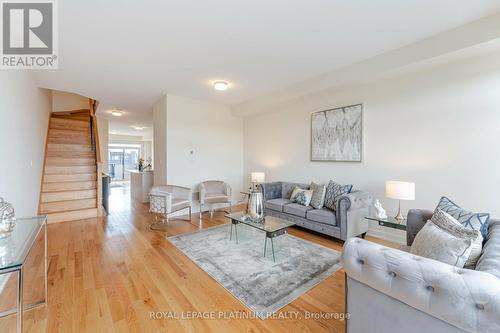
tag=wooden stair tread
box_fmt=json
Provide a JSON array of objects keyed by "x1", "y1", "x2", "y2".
[
  {"x1": 47, "y1": 143, "x2": 92, "y2": 152},
  {"x1": 50, "y1": 117, "x2": 89, "y2": 128},
  {"x1": 46, "y1": 151, "x2": 95, "y2": 158},
  {"x1": 43, "y1": 180, "x2": 96, "y2": 192},
  {"x1": 41, "y1": 189, "x2": 97, "y2": 203},
  {"x1": 46, "y1": 157, "x2": 95, "y2": 166},
  {"x1": 48, "y1": 135, "x2": 90, "y2": 145},
  {"x1": 45, "y1": 165, "x2": 95, "y2": 175},
  {"x1": 40, "y1": 198, "x2": 97, "y2": 214},
  {"x1": 44, "y1": 173, "x2": 97, "y2": 183},
  {"x1": 46, "y1": 208, "x2": 97, "y2": 224},
  {"x1": 48, "y1": 129, "x2": 90, "y2": 137}
]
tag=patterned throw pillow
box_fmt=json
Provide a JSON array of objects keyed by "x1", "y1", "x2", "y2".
[
  {"x1": 324, "y1": 180, "x2": 353, "y2": 211},
  {"x1": 436, "y1": 196, "x2": 490, "y2": 238},
  {"x1": 290, "y1": 186, "x2": 313, "y2": 206},
  {"x1": 309, "y1": 182, "x2": 326, "y2": 209},
  {"x1": 411, "y1": 209, "x2": 478, "y2": 267}
]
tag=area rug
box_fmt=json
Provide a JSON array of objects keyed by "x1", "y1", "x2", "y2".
[{"x1": 167, "y1": 224, "x2": 342, "y2": 319}]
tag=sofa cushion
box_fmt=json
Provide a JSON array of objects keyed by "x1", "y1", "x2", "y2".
[
  {"x1": 265, "y1": 198, "x2": 292, "y2": 212},
  {"x1": 436, "y1": 196, "x2": 490, "y2": 238},
  {"x1": 281, "y1": 182, "x2": 309, "y2": 199},
  {"x1": 307, "y1": 208, "x2": 336, "y2": 226},
  {"x1": 309, "y1": 182, "x2": 326, "y2": 209},
  {"x1": 324, "y1": 180, "x2": 353, "y2": 211},
  {"x1": 476, "y1": 220, "x2": 500, "y2": 279},
  {"x1": 410, "y1": 210, "x2": 478, "y2": 267},
  {"x1": 290, "y1": 186, "x2": 313, "y2": 206},
  {"x1": 283, "y1": 203, "x2": 313, "y2": 218}
]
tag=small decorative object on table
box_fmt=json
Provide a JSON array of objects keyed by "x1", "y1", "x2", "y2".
[
  {"x1": 138, "y1": 157, "x2": 145, "y2": 172},
  {"x1": 143, "y1": 157, "x2": 152, "y2": 171},
  {"x1": 0, "y1": 197, "x2": 15, "y2": 238},
  {"x1": 373, "y1": 199, "x2": 387, "y2": 219},
  {"x1": 247, "y1": 172, "x2": 265, "y2": 220}
]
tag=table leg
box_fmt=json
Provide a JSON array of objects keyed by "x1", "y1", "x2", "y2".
[
  {"x1": 235, "y1": 223, "x2": 238, "y2": 244},
  {"x1": 271, "y1": 237, "x2": 276, "y2": 262},
  {"x1": 44, "y1": 219, "x2": 48, "y2": 305},
  {"x1": 230, "y1": 222, "x2": 233, "y2": 240},
  {"x1": 17, "y1": 268, "x2": 23, "y2": 333},
  {"x1": 263, "y1": 236, "x2": 267, "y2": 257}
]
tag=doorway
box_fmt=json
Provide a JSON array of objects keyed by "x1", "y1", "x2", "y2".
[{"x1": 108, "y1": 144, "x2": 141, "y2": 181}]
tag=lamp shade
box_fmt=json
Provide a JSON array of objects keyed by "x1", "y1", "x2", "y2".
[
  {"x1": 251, "y1": 172, "x2": 265, "y2": 183},
  {"x1": 385, "y1": 181, "x2": 415, "y2": 201}
]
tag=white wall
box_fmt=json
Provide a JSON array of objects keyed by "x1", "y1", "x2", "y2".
[
  {"x1": 165, "y1": 94, "x2": 244, "y2": 210},
  {"x1": 52, "y1": 90, "x2": 89, "y2": 112},
  {"x1": 0, "y1": 72, "x2": 52, "y2": 217},
  {"x1": 242, "y1": 50, "x2": 500, "y2": 242},
  {"x1": 153, "y1": 95, "x2": 167, "y2": 185}
]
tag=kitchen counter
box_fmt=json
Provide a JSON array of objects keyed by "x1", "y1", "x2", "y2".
[{"x1": 129, "y1": 170, "x2": 154, "y2": 203}]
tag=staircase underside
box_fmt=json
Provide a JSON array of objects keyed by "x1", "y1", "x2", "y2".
[{"x1": 40, "y1": 111, "x2": 98, "y2": 223}]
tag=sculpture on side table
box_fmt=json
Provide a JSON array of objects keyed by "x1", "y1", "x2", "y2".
[
  {"x1": 0, "y1": 197, "x2": 16, "y2": 238},
  {"x1": 374, "y1": 199, "x2": 387, "y2": 219}
]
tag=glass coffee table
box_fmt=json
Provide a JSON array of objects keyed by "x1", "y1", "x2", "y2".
[{"x1": 225, "y1": 212, "x2": 295, "y2": 262}]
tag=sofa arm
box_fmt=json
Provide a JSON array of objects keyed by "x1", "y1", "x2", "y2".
[
  {"x1": 261, "y1": 182, "x2": 282, "y2": 201},
  {"x1": 337, "y1": 190, "x2": 372, "y2": 240},
  {"x1": 407, "y1": 209, "x2": 433, "y2": 246},
  {"x1": 342, "y1": 238, "x2": 500, "y2": 333},
  {"x1": 149, "y1": 190, "x2": 172, "y2": 214}
]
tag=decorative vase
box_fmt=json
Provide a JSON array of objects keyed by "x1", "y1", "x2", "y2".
[
  {"x1": 0, "y1": 197, "x2": 15, "y2": 238},
  {"x1": 247, "y1": 191, "x2": 264, "y2": 220}
]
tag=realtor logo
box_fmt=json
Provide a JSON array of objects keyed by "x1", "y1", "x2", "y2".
[{"x1": 1, "y1": 0, "x2": 58, "y2": 68}]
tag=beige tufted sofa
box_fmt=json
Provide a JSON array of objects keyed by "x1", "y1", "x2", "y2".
[{"x1": 342, "y1": 209, "x2": 500, "y2": 333}]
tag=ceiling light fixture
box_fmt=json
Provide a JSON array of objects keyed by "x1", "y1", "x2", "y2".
[
  {"x1": 111, "y1": 110, "x2": 123, "y2": 117},
  {"x1": 131, "y1": 126, "x2": 145, "y2": 130},
  {"x1": 213, "y1": 81, "x2": 229, "y2": 91}
]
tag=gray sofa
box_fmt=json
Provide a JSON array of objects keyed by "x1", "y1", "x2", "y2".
[
  {"x1": 261, "y1": 181, "x2": 372, "y2": 241},
  {"x1": 343, "y1": 209, "x2": 500, "y2": 333}
]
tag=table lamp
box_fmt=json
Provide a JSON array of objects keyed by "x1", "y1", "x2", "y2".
[
  {"x1": 385, "y1": 181, "x2": 415, "y2": 221},
  {"x1": 251, "y1": 172, "x2": 265, "y2": 190}
]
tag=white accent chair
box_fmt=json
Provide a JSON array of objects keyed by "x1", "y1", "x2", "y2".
[
  {"x1": 149, "y1": 185, "x2": 192, "y2": 230},
  {"x1": 199, "y1": 180, "x2": 232, "y2": 219}
]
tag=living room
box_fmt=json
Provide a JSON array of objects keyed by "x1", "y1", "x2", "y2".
[{"x1": 1, "y1": 1, "x2": 500, "y2": 332}]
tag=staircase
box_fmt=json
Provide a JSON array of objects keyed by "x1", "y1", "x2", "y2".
[{"x1": 39, "y1": 111, "x2": 99, "y2": 223}]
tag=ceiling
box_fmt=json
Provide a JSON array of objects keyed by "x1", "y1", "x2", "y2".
[{"x1": 33, "y1": 0, "x2": 500, "y2": 126}]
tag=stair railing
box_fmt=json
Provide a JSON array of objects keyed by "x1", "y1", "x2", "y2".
[{"x1": 89, "y1": 99, "x2": 104, "y2": 216}]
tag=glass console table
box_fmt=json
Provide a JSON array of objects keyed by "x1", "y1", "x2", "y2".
[
  {"x1": 0, "y1": 216, "x2": 47, "y2": 333},
  {"x1": 365, "y1": 216, "x2": 407, "y2": 231},
  {"x1": 225, "y1": 212, "x2": 295, "y2": 262}
]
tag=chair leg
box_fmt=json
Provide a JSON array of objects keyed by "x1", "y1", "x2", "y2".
[
  {"x1": 199, "y1": 204, "x2": 203, "y2": 219},
  {"x1": 188, "y1": 206, "x2": 192, "y2": 221},
  {"x1": 210, "y1": 205, "x2": 214, "y2": 219}
]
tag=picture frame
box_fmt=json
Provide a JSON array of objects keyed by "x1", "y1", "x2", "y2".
[{"x1": 310, "y1": 103, "x2": 363, "y2": 162}]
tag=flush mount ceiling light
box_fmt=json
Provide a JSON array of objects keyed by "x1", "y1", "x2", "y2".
[
  {"x1": 130, "y1": 126, "x2": 146, "y2": 130},
  {"x1": 111, "y1": 110, "x2": 123, "y2": 117},
  {"x1": 213, "y1": 81, "x2": 229, "y2": 91}
]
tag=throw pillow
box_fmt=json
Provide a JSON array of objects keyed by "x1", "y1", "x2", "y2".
[
  {"x1": 410, "y1": 209, "x2": 477, "y2": 267},
  {"x1": 324, "y1": 180, "x2": 353, "y2": 211},
  {"x1": 436, "y1": 196, "x2": 490, "y2": 238},
  {"x1": 290, "y1": 186, "x2": 313, "y2": 206},
  {"x1": 309, "y1": 182, "x2": 326, "y2": 209}
]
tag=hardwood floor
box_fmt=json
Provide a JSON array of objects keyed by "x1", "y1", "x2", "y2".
[{"x1": 0, "y1": 184, "x2": 395, "y2": 332}]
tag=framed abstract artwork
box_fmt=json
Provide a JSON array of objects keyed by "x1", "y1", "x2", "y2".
[{"x1": 311, "y1": 103, "x2": 363, "y2": 162}]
